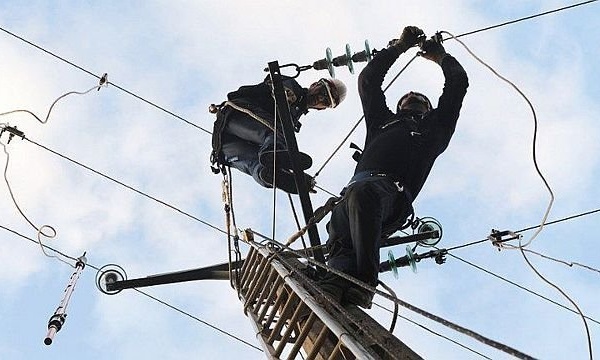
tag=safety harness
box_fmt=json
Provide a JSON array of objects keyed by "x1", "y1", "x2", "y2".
[{"x1": 209, "y1": 101, "x2": 280, "y2": 175}]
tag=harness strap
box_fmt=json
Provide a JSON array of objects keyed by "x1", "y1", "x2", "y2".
[{"x1": 209, "y1": 101, "x2": 283, "y2": 174}]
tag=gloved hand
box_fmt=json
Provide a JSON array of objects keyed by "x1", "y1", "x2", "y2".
[
  {"x1": 388, "y1": 26, "x2": 425, "y2": 51},
  {"x1": 419, "y1": 39, "x2": 447, "y2": 65}
]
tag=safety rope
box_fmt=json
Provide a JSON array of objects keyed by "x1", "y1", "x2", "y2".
[
  {"x1": 221, "y1": 101, "x2": 276, "y2": 132},
  {"x1": 222, "y1": 167, "x2": 242, "y2": 291}
]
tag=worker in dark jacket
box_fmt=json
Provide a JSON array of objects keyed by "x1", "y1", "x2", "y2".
[
  {"x1": 211, "y1": 76, "x2": 346, "y2": 194},
  {"x1": 321, "y1": 26, "x2": 469, "y2": 308}
]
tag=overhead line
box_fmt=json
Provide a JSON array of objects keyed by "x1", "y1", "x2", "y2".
[
  {"x1": 0, "y1": 27, "x2": 211, "y2": 134},
  {"x1": 446, "y1": 207, "x2": 600, "y2": 252},
  {"x1": 2, "y1": 1, "x2": 597, "y2": 140},
  {"x1": 372, "y1": 302, "x2": 492, "y2": 359},
  {"x1": 454, "y1": 0, "x2": 598, "y2": 39},
  {"x1": 24, "y1": 136, "x2": 226, "y2": 236},
  {"x1": 446, "y1": 252, "x2": 600, "y2": 326},
  {"x1": 0, "y1": 222, "x2": 262, "y2": 352}
]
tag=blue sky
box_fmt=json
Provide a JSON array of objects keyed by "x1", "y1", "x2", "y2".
[{"x1": 0, "y1": 1, "x2": 599, "y2": 359}]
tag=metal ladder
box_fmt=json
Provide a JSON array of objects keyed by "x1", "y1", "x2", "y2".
[{"x1": 236, "y1": 242, "x2": 423, "y2": 360}]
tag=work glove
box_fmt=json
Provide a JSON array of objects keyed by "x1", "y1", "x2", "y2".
[
  {"x1": 419, "y1": 38, "x2": 447, "y2": 65},
  {"x1": 389, "y1": 26, "x2": 425, "y2": 51}
]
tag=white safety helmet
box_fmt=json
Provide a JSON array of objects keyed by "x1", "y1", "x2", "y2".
[{"x1": 321, "y1": 78, "x2": 347, "y2": 108}]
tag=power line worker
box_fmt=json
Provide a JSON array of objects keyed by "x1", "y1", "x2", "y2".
[
  {"x1": 320, "y1": 26, "x2": 469, "y2": 308},
  {"x1": 210, "y1": 76, "x2": 346, "y2": 194}
]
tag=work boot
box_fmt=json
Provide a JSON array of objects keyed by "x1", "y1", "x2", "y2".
[
  {"x1": 259, "y1": 167, "x2": 315, "y2": 194},
  {"x1": 343, "y1": 286, "x2": 375, "y2": 309},
  {"x1": 316, "y1": 273, "x2": 351, "y2": 305},
  {"x1": 259, "y1": 149, "x2": 313, "y2": 170}
]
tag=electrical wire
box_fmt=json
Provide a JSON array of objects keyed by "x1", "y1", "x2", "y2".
[
  {"x1": 445, "y1": 252, "x2": 600, "y2": 326},
  {"x1": 0, "y1": 1, "x2": 596, "y2": 141},
  {"x1": 447, "y1": 207, "x2": 600, "y2": 252},
  {"x1": 519, "y1": 247, "x2": 592, "y2": 360},
  {"x1": 22, "y1": 136, "x2": 227, "y2": 236},
  {"x1": 442, "y1": 30, "x2": 553, "y2": 249},
  {"x1": 250, "y1": 231, "x2": 537, "y2": 359},
  {"x1": 434, "y1": 30, "x2": 588, "y2": 355},
  {"x1": 433, "y1": 37, "x2": 590, "y2": 352},
  {"x1": 371, "y1": 301, "x2": 492, "y2": 359},
  {"x1": 452, "y1": 0, "x2": 598, "y2": 40},
  {"x1": 0, "y1": 83, "x2": 105, "y2": 124},
  {"x1": 522, "y1": 248, "x2": 600, "y2": 275},
  {"x1": 0, "y1": 27, "x2": 211, "y2": 134},
  {"x1": 0, "y1": 222, "x2": 263, "y2": 352},
  {"x1": 0, "y1": 83, "x2": 107, "y2": 267}
]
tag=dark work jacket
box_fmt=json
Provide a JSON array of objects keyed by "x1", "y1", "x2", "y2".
[
  {"x1": 357, "y1": 47, "x2": 468, "y2": 199},
  {"x1": 226, "y1": 75, "x2": 309, "y2": 132}
]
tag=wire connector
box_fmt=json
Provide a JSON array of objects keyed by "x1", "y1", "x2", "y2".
[
  {"x1": 97, "y1": 73, "x2": 108, "y2": 91},
  {"x1": 488, "y1": 229, "x2": 522, "y2": 250},
  {"x1": 0, "y1": 125, "x2": 25, "y2": 143}
]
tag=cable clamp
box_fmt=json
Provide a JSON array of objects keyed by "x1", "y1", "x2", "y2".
[
  {"x1": 97, "y1": 73, "x2": 108, "y2": 91},
  {"x1": 0, "y1": 125, "x2": 25, "y2": 143},
  {"x1": 488, "y1": 229, "x2": 521, "y2": 250}
]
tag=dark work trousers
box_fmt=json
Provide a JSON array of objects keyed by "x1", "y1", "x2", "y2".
[
  {"x1": 222, "y1": 109, "x2": 281, "y2": 158},
  {"x1": 220, "y1": 133, "x2": 268, "y2": 187},
  {"x1": 326, "y1": 177, "x2": 409, "y2": 286},
  {"x1": 218, "y1": 108, "x2": 284, "y2": 188}
]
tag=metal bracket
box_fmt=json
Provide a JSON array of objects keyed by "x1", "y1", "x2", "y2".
[
  {"x1": 0, "y1": 125, "x2": 25, "y2": 143},
  {"x1": 488, "y1": 229, "x2": 522, "y2": 249}
]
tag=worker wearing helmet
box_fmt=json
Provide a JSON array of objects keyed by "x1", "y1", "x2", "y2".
[
  {"x1": 210, "y1": 76, "x2": 346, "y2": 194},
  {"x1": 320, "y1": 26, "x2": 468, "y2": 308}
]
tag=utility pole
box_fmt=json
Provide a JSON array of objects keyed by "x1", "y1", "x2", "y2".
[{"x1": 98, "y1": 59, "x2": 427, "y2": 359}]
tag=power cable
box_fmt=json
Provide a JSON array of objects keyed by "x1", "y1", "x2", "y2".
[
  {"x1": 443, "y1": 30, "x2": 553, "y2": 248},
  {"x1": 446, "y1": 252, "x2": 600, "y2": 326},
  {"x1": 446, "y1": 207, "x2": 600, "y2": 252},
  {"x1": 1, "y1": 83, "x2": 107, "y2": 267},
  {"x1": 22, "y1": 136, "x2": 226, "y2": 236},
  {"x1": 434, "y1": 31, "x2": 593, "y2": 352},
  {"x1": 522, "y1": 248, "x2": 600, "y2": 275},
  {"x1": 0, "y1": 27, "x2": 211, "y2": 134},
  {"x1": 0, "y1": 222, "x2": 263, "y2": 352},
  {"x1": 250, "y1": 232, "x2": 537, "y2": 359},
  {"x1": 518, "y1": 246, "x2": 592, "y2": 359},
  {"x1": 371, "y1": 301, "x2": 492, "y2": 359},
  {"x1": 453, "y1": 0, "x2": 598, "y2": 39}
]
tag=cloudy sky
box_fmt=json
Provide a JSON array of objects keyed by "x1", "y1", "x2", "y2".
[{"x1": 1, "y1": 1, "x2": 599, "y2": 359}]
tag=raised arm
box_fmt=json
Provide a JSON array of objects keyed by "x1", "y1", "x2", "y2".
[
  {"x1": 420, "y1": 39, "x2": 469, "y2": 133},
  {"x1": 358, "y1": 26, "x2": 425, "y2": 128}
]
